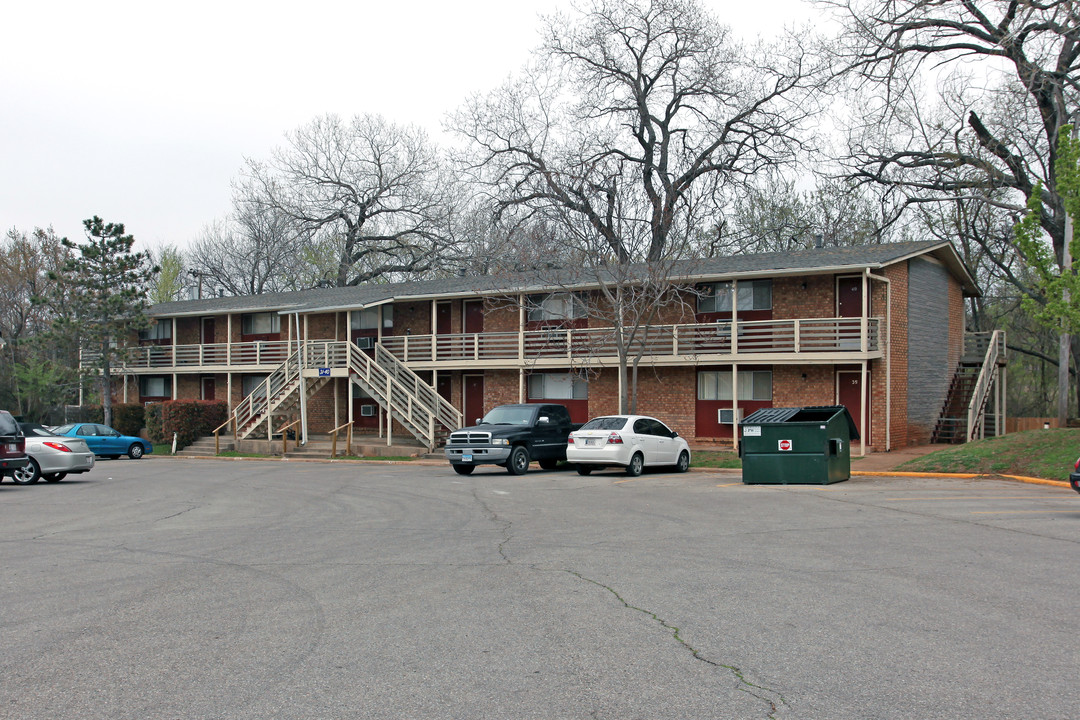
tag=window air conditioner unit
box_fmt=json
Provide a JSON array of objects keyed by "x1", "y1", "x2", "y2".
[
  {"x1": 356, "y1": 337, "x2": 375, "y2": 350},
  {"x1": 360, "y1": 405, "x2": 376, "y2": 417},
  {"x1": 718, "y1": 408, "x2": 743, "y2": 424}
]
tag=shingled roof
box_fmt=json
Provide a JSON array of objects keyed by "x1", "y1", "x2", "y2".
[{"x1": 149, "y1": 240, "x2": 976, "y2": 317}]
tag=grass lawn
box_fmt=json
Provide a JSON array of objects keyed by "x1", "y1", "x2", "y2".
[
  {"x1": 690, "y1": 450, "x2": 742, "y2": 469},
  {"x1": 898, "y1": 428, "x2": 1080, "y2": 480}
]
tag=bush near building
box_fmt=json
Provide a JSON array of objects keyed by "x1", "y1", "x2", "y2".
[{"x1": 147, "y1": 400, "x2": 229, "y2": 449}]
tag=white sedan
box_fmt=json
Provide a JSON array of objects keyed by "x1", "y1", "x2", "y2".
[{"x1": 567, "y1": 415, "x2": 691, "y2": 476}]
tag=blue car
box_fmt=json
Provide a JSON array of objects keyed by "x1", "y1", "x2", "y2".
[{"x1": 51, "y1": 423, "x2": 153, "y2": 460}]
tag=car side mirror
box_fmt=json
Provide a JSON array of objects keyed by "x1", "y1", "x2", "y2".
[
  {"x1": 671, "y1": 431, "x2": 679, "y2": 438},
  {"x1": 475, "y1": 418, "x2": 481, "y2": 425},
  {"x1": 538, "y1": 416, "x2": 550, "y2": 424}
]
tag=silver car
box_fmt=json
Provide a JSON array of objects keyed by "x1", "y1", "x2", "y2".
[{"x1": 12, "y1": 423, "x2": 95, "y2": 484}]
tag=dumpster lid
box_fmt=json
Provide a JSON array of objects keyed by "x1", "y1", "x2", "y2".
[{"x1": 740, "y1": 406, "x2": 860, "y2": 440}]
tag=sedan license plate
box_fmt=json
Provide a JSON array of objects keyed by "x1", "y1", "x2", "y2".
[{"x1": 462, "y1": 454, "x2": 473, "y2": 463}]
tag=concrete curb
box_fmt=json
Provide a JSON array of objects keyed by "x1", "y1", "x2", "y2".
[{"x1": 853, "y1": 470, "x2": 1070, "y2": 488}]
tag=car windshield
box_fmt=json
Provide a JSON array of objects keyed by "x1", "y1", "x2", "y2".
[
  {"x1": 479, "y1": 407, "x2": 535, "y2": 425},
  {"x1": 581, "y1": 417, "x2": 628, "y2": 431}
]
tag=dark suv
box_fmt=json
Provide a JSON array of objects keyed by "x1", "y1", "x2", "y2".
[{"x1": 0, "y1": 410, "x2": 29, "y2": 479}]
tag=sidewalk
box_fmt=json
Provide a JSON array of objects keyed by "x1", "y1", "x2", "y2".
[{"x1": 849, "y1": 444, "x2": 946, "y2": 472}]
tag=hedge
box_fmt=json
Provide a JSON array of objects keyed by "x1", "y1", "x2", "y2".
[{"x1": 149, "y1": 400, "x2": 230, "y2": 449}]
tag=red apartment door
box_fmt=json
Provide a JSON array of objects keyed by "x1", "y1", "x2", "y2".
[
  {"x1": 437, "y1": 375, "x2": 452, "y2": 403},
  {"x1": 202, "y1": 377, "x2": 215, "y2": 401},
  {"x1": 837, "y1": 370, "x2": 870, "y2": 445},
  {"x1": 464, "y1": 375, "x2": 484, "y2": 426},
  {"x1": 202, "y1": 317, "x2": 216, "y2": 344},
  {"x1": 464, "y1": 300, "x2": 484, "y2": 334},
  {"x1": 837, "y1": 276, "x2": 863, "y2": 318}
]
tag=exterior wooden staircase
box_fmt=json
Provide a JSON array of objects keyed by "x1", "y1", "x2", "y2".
[
  {"x1": 227, "y1": 341, "x2": 462, "y2": 452},
  {"x1": 932, "y1": 331, "x2": 1006, "y2": 444}
]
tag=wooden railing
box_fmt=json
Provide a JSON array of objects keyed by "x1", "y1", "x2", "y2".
[
  {"x1": 380, "y1": 317, "x2": 881, "y2": 363},
  {"x1": 966, "y1": 330, "x2": 1007, "y2": 441},
  {"x1": 234, "y1": 350, "x2": 302, "y2": 439},
  {"x1": 86, "y1": 317, "x2": 881, "y2": 372},
  {"x1": 375, "y1": 344, "x2": 462, "y2": 431},
  {"x1": 83, "y1": 341, "x2": 293, "y2": 369}
]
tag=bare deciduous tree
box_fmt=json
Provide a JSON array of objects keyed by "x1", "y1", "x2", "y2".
[
  {"x1": 452, "y1": 0, "x2": 827, "y2": 265},
  {"x1": 241, "y1": 113, "x2": 459, "y2": 287}
]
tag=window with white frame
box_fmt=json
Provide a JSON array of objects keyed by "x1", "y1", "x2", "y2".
[
  {"x1": 242, "y1": 375, "x2": 269, "y2": 398},
  {"x1": 138, "y1": 319, "x2": 172, "y2": 341},
  {"x1": 697, "y1": 280, "x2": 772, "y2": 313},
  {"x1": 351, "y1": 306, "x2": 391, "y2": 330},
  {"x1": 697, "y1": 370, "x2": 772, "y2": 401},
  {"x1": 140, "y1": 376, "x2": 172, "y2": 397},
  {"x1": 527, "y1": 293, "x2": 587, "y2": 322},
  {"x1": 241, "y1": 312, "x2": 280, "y2": 335},
  {"x1": 528, "y1": 373, "x2": 588, "y2": 400}
]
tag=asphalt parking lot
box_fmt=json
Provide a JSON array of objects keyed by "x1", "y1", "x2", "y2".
[{"x1": 2, "y1": 459, "x2": 1078, "y2": 719}]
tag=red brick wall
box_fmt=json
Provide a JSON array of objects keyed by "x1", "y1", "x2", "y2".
[{"x1": 176, "y1": 318, "x2": 200, "y2": 345}]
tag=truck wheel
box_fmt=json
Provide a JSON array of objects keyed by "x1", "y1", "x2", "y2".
[
  {"x1": 506, "y1": 446, "x2": 530, "y2": 475},
  {"x1": 625, "y1": 452, "x2": 644, "y2": 477},
  {"x1": 538, "y1": 458, "x2": 559, "y2": 470},
  {"x1": 452, "y1": 464, "x2": 475, "y2": 475}
]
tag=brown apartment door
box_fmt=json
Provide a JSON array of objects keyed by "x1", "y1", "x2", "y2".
[
  {"x1": 202, "y1": 377, "x2": 216, "y2": 401},
  {"x1": 464, "y1": 300, "x2": 484, "y2": 334},
  {"x1": 202, "y1": 317, "x2": 216, "y2": 344},
  {"x1": 464, "y1": 375, "x2": 484, "y2": 426},
  {"x1": 837, "y1": 370, "x2": 870, "y2": 445},
  {"x1": 837, "y1": 276, "x2": 863, "y2": 318}
]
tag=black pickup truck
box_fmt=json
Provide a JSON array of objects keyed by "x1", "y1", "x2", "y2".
[{"x1": 445, "y1": 403, "x2": 582, "y2": 475}]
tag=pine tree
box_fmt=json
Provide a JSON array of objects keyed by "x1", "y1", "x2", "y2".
[{"x1": 54, "y1": 217, "x2": 158, "y2": 427}]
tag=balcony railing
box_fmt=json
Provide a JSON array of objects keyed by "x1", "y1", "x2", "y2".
[
  {"x1": 83, "y1": 341, "x2": 294, "y2": 369},
  {"x1": 381, "y1": 317, "x2": 881, "y2": 363},
  {"x1": 85, "y1": 317, "x2": 881, "y2": 371}
]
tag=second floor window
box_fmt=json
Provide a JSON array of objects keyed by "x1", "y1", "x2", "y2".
[
  {"x1": 351, "y1": 306, "x2": 392, "y2": 330},
  {"x1": 528, "y1": 293, "x2": 587, "y2": 322},
  {"x1": 241, "y1": 312, "x2": 280, "y2": 335},
  {"x1": 139, "y1": 319, "x2": 172, "y2": 342},
  {"x1": 698, "y1": 280, "x2": 772, "y2": 313}
]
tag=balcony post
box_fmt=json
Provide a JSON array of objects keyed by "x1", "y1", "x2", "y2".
[{"x1": 794, "y1": 319, "x2": 801, "y2": 353}]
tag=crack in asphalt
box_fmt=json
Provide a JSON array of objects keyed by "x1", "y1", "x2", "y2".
[
  {"x1": 472, "y1": 489, "x2": 513, "y2": 564},
  {"x1": 561, "y1": 569, "x2": 787, "y2": 719},
  {"x1": 472, "y1": 488, "x2": 786, "y2": 718}
]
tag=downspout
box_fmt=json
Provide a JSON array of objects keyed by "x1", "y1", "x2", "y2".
[
  {"x1": 296, "y1": 312, "x2": 308, "y2": 447},
  {"x1": 869, "y1": 271, "x2": 892, "y2": 451}
]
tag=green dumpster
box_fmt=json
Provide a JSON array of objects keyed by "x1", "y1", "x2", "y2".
[{"x1": 738, "y1": 406, "x2": 860, "y2": 485}]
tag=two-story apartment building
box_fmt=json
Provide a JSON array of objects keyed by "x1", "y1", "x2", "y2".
[{"x1": 95, "y1": 240, "x2": 1006, "y2": 456}]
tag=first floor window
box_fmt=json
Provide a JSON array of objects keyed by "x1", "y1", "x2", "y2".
[
  {"x1": 697, "y1": 370, "x2": 772, "y2": 401},
  {"x1": 241, "y1": 312, "x2": 280, "y2": 335},
  {"x1": 528, "y1": 373, "x2": 588, "y2": 400},
  {"x1": 242, "y1": 375, "x2": 268, "y2": 398},
  {"x1": 140, "y1": 376, "x2": 172, "y2": 397}
]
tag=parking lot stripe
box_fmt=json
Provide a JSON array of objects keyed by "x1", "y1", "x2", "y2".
[
  {"x1": 971, "y1": 509, "x2": 1080, "y2": 515},
  {"x1": 886, "y1": 496, "x2": 1064, "y2": 501}
]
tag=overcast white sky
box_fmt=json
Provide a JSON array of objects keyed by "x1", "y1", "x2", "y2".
[{"x1": 2, "y1": 0, "x2": 818, "y2": 252}]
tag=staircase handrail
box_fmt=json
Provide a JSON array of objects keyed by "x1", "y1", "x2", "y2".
[
  {"x1": 347, "y1": 343, "x2": 438, "y2": 450},
  {"x1": 375, "y1": 344, "x2": 463, "y2": 431},
  {"x1": 234, "y1": 349, "x2": 302, "y2": 439},
  {"x1": 966, "y1": 329, "x2": 1004, "y2": 441}
]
